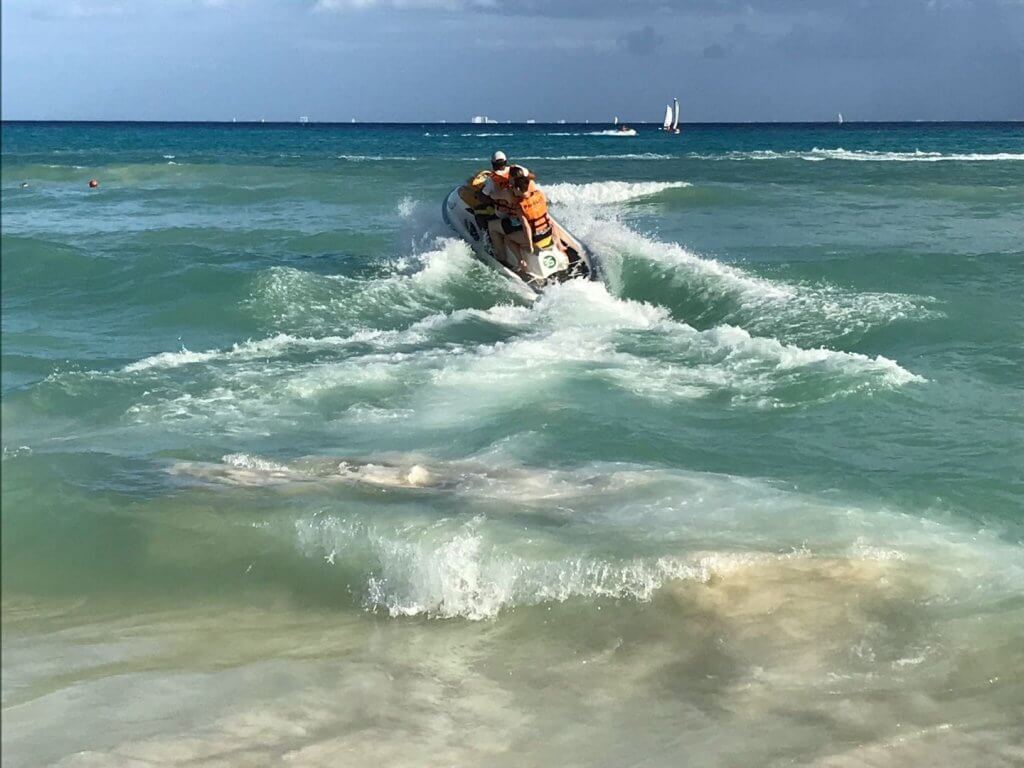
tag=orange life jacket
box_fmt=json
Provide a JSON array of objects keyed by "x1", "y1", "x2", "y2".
[
  {"x1": 466, "y1": 169, "x2": 511, "y2": 216},
  {"x1": 467, "y1": 168, "x2": 509, "y2": 191},
  {"x1": 517, "y1": 186, "x2": 552, "y2": 242}
]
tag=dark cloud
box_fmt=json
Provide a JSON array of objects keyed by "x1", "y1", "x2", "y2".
[{"x1": 618, "y1": 25, "x2": 665, "y2": 56}]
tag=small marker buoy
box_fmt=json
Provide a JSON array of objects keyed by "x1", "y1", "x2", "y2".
[
  {"x1": 21, "y1": 182, "x2": 29, "y2": 189},
  {"x1": 88, "y1": 179, "x2": 99, "y2": 188}
]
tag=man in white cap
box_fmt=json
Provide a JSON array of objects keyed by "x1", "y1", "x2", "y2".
[
  {"x1": 480, "y1": 150, "x2": 510, "y2": 199},
  {"x1": 478, "y1": 150, "x2": 522, "y2": 266}
]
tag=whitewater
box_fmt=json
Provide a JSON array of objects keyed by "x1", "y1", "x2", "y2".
[{"x1": 2, "y1": 121, "x2": 1023, "y2": 767}]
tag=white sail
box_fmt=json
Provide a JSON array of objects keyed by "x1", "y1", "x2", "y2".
[
  {"x1": 838, "y1": 112, "x2": 844, "y2": 124},
  {"x1": 672, "y1": 98, "x2": 680, "y2": 130},
  {"x1": 614, "y1": 116, "x2": 619, "y2": 125},
  {"x1": 662, "y1": 104, "x2": 672, "y2": 130}
]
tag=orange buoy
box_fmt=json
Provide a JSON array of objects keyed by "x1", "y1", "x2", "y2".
[{"x1": 88, "y1": 179, "x2": 99, "y2": 188}]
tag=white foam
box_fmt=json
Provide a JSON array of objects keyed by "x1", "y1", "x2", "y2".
[
  {"x1": 514, "y1": 153, "x2": 672, "y2": 161},
  {"x1": 543, "y1": 180, "x2": 690, "y2": 206},
  {"x1": 297, "y1": 514, "x2": 707, "y2": 620},
  {"x1": 405, "y1": 281, "x2": 924, "y2": 416},
  {"x1": 688, "y1": 148, "x2": 1024, "y2": 162},
  {"x1": 126, "y1": 272, "x2": 924, "y2": 431},
  {"x1": 122, "y1": 331, "x2": 389, "y2": 373},
  {"x1": 336, "y1": 154, "x2": 417, "y2": 162},
  {"x1": 563, "y1": 215, "x2": 938, "y2": 342},
  {"x1": 248, "y1": 237, "x2": 507, "y2": 335},
  {"x1": 290, "y1": 459, "x2": 1022, "y2": 620},
  {"x1": 221, "y1": 453, "x2": 292, "y2": 473},
  {"x1": 124, "y1": 347, "x2": 221, "y2": 372}
]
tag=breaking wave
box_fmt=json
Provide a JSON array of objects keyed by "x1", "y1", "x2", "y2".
[
  {"x1": 517, "y1": 153, "x2": 672, "y2": 161},
  {"x1": 336, "y1": 154, "x2": 418, "y2": 162},
  {"x1": 543, "y1": 180, "x2": 690, "y2": 205},
  {"x1": 690, "y1": 148, "x2": 1024, "y2": 162}
]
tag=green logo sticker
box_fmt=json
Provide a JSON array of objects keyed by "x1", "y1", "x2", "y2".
[{"x1": 543, "y1": 255, "x2": 557, "y2": 269}]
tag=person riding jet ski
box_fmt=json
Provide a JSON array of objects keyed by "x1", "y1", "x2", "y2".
[
  {"x1": 461, "y1": 151, "x2": 511, "y2": 224},
  {"x1": 443, "y1": 163, "x2": 598, "y2": 291},
  {"x1": 495, "y1": 166, "x2": 552, "y2": 272}
]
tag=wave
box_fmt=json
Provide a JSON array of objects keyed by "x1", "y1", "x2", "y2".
[
  {"x1": 555, "y1": 214, "x2": 939, "y2": 345},
  {"x1": 214, "y1": 455, "x2": 1018, "y2": 620},
  {"x1": 299, "y1": 515, "x2": 707, "y2": 620},
  {"x1": 543, "y1": 180, "x2": 690, "y2": 206},
  {"x1": 336, "y1": 155, "x2": 418, "y2": 162},
  {"x1": 689, "y1": 147, "x2": 1024, "y2": 162},
  {"x1": 122, "y1": 331, "x2": 391, "y2": 373},
  {"x1": 459, "y1": 133, "x2": 514, "y2": 137},
  {"x1": 246, "y1": 237, "x2": 519, "y2": 334},
  {"x1": 117, "y1": 273, "x2": 923, "y2": 435},
  {"x1": 516, "y1": 153, "x2": 672, "y2": 161}
]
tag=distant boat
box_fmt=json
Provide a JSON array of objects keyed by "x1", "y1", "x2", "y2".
[
  {"x1": 838, "y1": 112, "x2": 844, "y2": 124},
  {"x1": 526, "y1": 119, "x2": 536, "y2": 124},
  {"x1": 662, "y1": 98, "x2": 681, "y2": 134},
  {"x1": 298, "y1": 116, "x2": 309, "y2": 124},
  {"x1": 557, "y1": 119, "x2": 567, "y2": 124}
]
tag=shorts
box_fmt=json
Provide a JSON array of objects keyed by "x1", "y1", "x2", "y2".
[{"x1": 501, "y1": 217, "x2": 523, "y2": 234}]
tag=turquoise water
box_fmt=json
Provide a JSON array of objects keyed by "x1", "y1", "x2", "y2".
[{"x1": 3, "y1": 122, "x2": 1023, "y2": 766}]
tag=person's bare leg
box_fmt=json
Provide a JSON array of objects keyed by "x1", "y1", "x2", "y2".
[
  {"x1": 487, "y1": 220, "x2": 508, "y2": 264},
  {"x1": 506, "y1": 231, "x2": 531, "y2": 272}
]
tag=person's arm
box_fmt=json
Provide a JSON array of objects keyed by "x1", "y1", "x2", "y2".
[{"x1": 521, "y1": 213, "x2": 534, "y2": 254}]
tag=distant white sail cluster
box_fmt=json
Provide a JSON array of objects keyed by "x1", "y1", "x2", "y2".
[{"x1": 662, "y1": 98, "x2": 681, "y2": 133}]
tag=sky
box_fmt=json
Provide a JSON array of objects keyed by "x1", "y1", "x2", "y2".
[{"x1": 2, "y1": 0, "x2": 1022, "y2": 122}]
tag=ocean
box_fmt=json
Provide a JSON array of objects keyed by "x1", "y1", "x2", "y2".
[{"x1": 2, "y1": 121, "x2": 1023, "y2": 766}]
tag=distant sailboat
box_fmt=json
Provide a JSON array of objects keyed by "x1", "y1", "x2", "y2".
[
  {"x1": 838, "y1": 112, "x2": 844, "y2": 125},
  {"x1": 662, "y1": 98, "x2": 681, "y2": 134}
]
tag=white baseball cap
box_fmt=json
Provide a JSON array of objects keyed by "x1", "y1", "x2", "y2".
[{"x1": 491, "y1": 150, "x2": 507, "y2": 164}]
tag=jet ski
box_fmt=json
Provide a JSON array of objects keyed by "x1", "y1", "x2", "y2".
[{"x1": 442, "y1": 184, "x2": 599, "y2": 293}]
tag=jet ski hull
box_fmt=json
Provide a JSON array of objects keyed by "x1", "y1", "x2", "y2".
[{"x1": 442, "y1": 186, "x2": 598, "y2": 294}]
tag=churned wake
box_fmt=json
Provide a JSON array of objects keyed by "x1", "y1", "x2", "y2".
[{"x1": 541, "y1": 186, "x2": 940, "y2": 345}]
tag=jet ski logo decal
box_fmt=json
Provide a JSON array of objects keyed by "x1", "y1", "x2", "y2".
[{"x1": 543, "y1": 254, "x2": 557, "y2": 269}]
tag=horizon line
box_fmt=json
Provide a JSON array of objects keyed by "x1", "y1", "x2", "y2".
[{"x1": 3, "y1": 119, "x2": 1022, "y2": 126}]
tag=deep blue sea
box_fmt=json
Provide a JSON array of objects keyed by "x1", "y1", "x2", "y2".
[{"x1": 2, "y1": 121, "x2": 1023, "y2": 766}]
